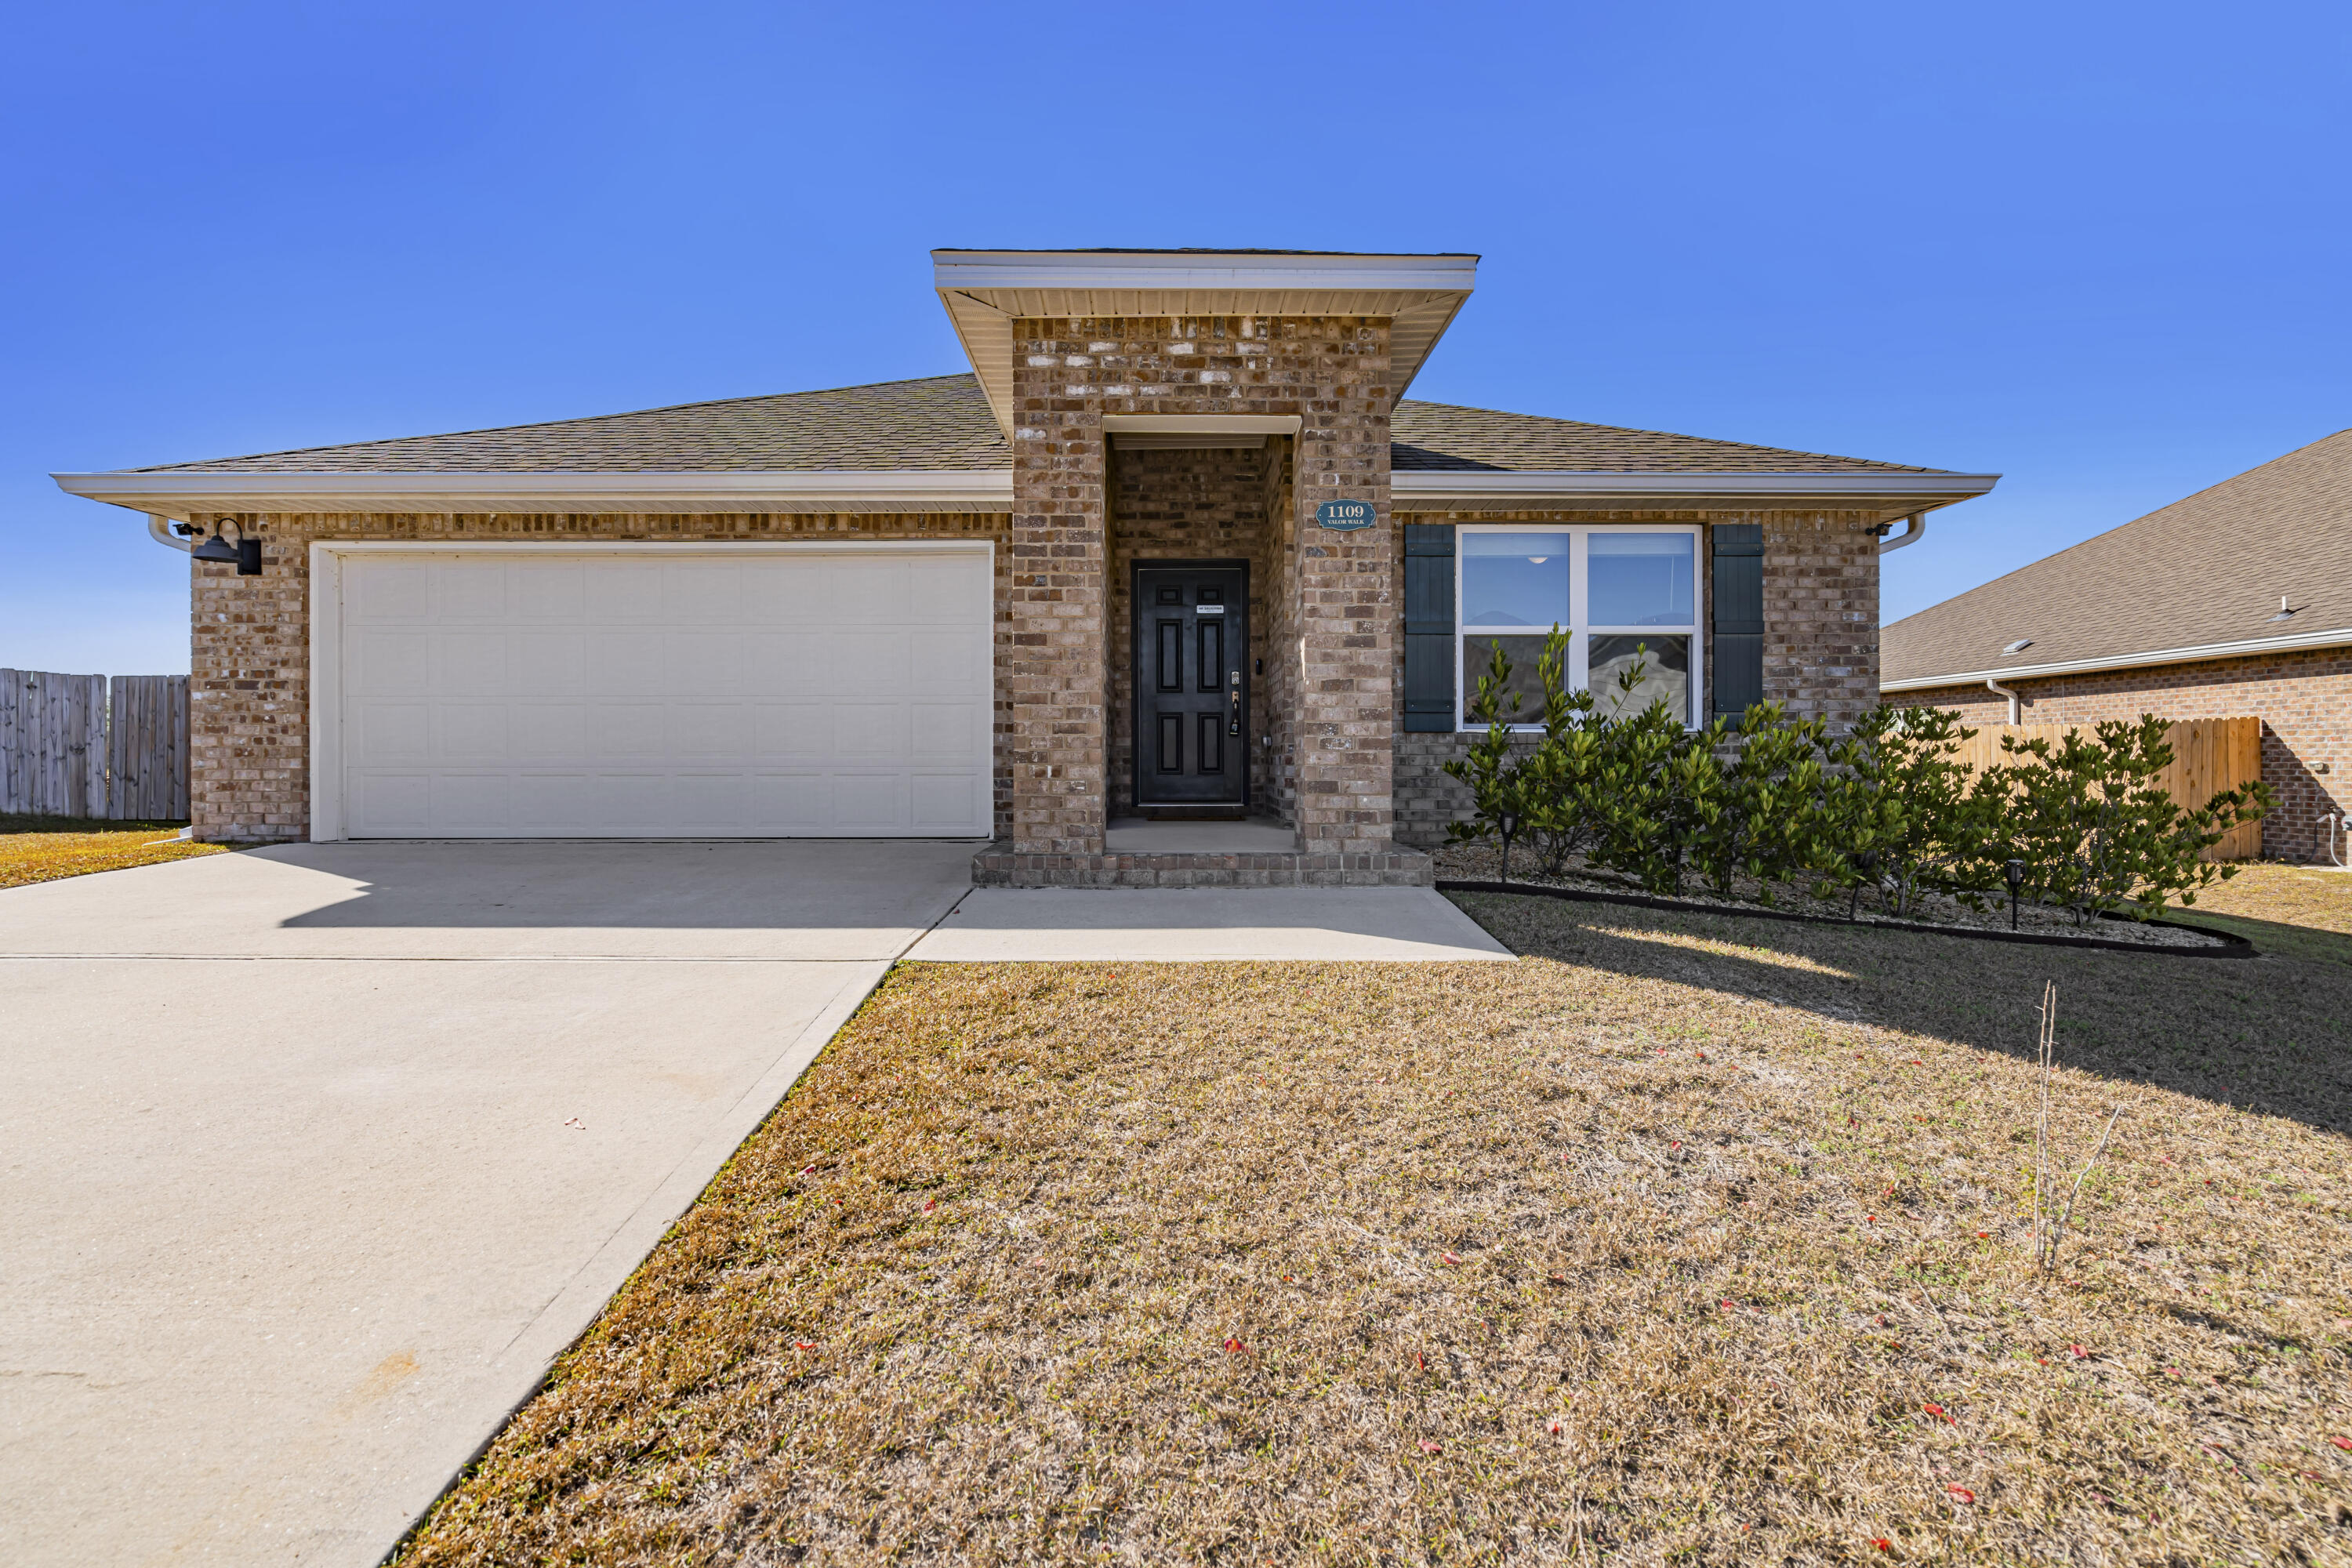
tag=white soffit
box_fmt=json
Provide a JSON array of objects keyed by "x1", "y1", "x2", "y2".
[
  {"x1": 934, "y1": 250, "x2": 1479, "y2": 437},
  {"x1": 50, "y1": 468, "x2": 1015, "y2": 521}
]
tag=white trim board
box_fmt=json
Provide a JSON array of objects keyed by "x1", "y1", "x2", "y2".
[
  {"x1": 1884, "y1": 622, "x2": 2352, "y2": 691},
  {"x1": 307, "y1": 539, "x2": 996, "y2": 843}
]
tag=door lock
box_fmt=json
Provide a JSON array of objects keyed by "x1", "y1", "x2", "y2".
[{"x1": 1228, "y1": 671, "x2": 1242, "y2": 737}]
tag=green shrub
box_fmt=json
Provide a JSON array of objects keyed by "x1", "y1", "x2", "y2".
[
  {"x1": 1994, "y1": 715, "x2": 2272, "y2": 924},
  {"x1": 1819, "y1": 706, "x2": 2005, "y2": 919}
]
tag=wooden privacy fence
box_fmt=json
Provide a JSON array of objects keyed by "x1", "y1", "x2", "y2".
[
  {"x1": 1952, "y1": 717, "x2": 2264, "y2": 861},
  {"x1": 0, "y1": 670, "x2": 191, "y2": 820}
]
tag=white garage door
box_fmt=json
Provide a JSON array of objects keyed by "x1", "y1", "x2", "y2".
[{"x1": 328, "y1": 547, "x2": 993, "y2": 838}]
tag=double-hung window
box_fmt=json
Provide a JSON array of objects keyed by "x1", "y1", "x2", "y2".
[{"x1": 1457, "y1": 524, "x2": 1702, "y2": 728}]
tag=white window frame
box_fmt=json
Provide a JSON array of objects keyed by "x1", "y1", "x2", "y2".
[{"x1": 1454, "y1": 523, "x2": 1705, "y2": 730}]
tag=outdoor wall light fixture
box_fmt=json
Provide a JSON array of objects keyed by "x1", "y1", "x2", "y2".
[
  {"x1": 190, "y1": 520, "x2": 263, "y2": 575},
  {"x1": 2004, "y1": 857, "x2": 2027, "y2": 930}
]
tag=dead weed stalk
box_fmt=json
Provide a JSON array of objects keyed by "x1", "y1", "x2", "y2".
[{"x1": 2029, "y1": 979, "x2": 2123, "y2": 1274}]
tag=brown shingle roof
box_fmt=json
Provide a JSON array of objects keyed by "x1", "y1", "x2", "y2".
[
  {"x1": 132, "y1": 373, "x2": 1947, "y2": 478},
  {"x1": 1389, "y1": 401, "x2": 1941, "y2": 474},
  {"x1": 1882, "y1": 429, "x2": 2352, "y2": 686}
]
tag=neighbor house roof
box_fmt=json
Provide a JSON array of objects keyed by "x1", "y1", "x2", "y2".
[
  {"x1": 1882, "y1": 429, "x2": 2352, "y2": 690},
  {"x1": 54, "y1": 373, "x2": 1996, "y2": 520}
]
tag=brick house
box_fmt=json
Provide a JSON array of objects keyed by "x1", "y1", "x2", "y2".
[
  {"x1": 56, "y1": 249, "x2": 1998, "y2": 885},
  {"x1": 1882, "y1": 430, "x2": 2352, "y2": 863}
]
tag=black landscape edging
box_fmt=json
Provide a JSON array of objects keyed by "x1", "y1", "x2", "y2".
[{"x1": 1436, "y1": 879, "x2": 2259, "y2": 959}]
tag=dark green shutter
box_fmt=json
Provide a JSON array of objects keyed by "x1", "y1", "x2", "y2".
[
  {"x1": 1403, "y1": 524, "x2": 1456, "y2": 731},
  {"x1": 1711, "y1": 524, "x2": 1764, "y2": 721}
]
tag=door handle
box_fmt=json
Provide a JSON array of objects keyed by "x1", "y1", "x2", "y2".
[{"x1": 1228, "y1": 672, "x2": 1242, "y2": 736}]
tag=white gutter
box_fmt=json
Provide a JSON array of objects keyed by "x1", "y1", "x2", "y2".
[
  {"x1": 146, "y1": 514, "x2": 191, "y2": 552},
  {"x1": 1391, "y1": 470, "x2": 2000, "y2": 503},
  {"x1": 1984, "y1": 676, "x2": 2021, "y2": 723},
  {"x1": 54, "y1": 468, "x2": 1015, "y2": 519},
  {"x1": 1885, "y1": 622, "x2": 2352, "y2": 691},
  {"x1": 1877, "y1": 513, "x2": 1926, "y2": 554}
]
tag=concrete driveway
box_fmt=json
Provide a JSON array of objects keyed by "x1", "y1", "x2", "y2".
[{"x1": 0, "y1": 840, "x2": 973, "y2": 1567}]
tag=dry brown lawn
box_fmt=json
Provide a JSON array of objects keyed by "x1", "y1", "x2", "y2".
[
  {"x1": 2173, "y1": 861, "x2": 2352, "y2": 944},
  {"x1": 401, "y1": 893, "x2": 2352, "y2": 1566},
  {"x1": 0, "y1": 816, "x2": 223, "y2": 889}
]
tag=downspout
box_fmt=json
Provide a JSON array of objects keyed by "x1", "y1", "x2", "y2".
[
  {"x1": 1985, "y1": 676, "x2": 2021, "y2": 724},
  {"x1": 1877, "y1": 512, "x2": 1926, "y2": 554},
  {"x1": 147, "y1": 514, "x2": 192, "y2": 552}
]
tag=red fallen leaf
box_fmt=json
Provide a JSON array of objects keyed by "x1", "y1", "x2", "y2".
[
  {"x1": 1911, "y1": 1059, "x2": 1924, "y2": 1066},
  {"x1": 1417, "y1": 1439, "x2": 1443, "y2": 1454},
  {"x1": 1976, "y1": 1231, "x2": 1991, "y2": 1239},
  {"x1": 1722, "y1": 1299, "x2": 1737, "y2": 1311},
  {"x1": 1547, "y1": 1419, "x2": 1563, "y2": 1436},
  {"x1": 1414, "y1": 1352, "x2": 1427, "y2": 1370},
  {"x1": 2035, "y1": 1356, "x2": 2049, "y2": 1365},
  {"x1": 1547, "y1": 1273, "x2": 1570, "y2": 1286},
  {"x1": 1670, "y1": 1140, "x2": 1682, "y2": 1149},
  {"x1": 1871, "y1": 1540, "x2": 1892, "y2": 1552},
  {"x1": 923, "y1": 1198, "x2": 936, "y2": 1213},
  {"x1": 1283, "y1": 1274, "x2": 1294, "y2": 1283},
  {"x1": 1442, "y1": 1251, "x2": 1463, "y2": 1266},
  {"x1": 2070, "y1": 1345, "x2": 2089, "y2": 1359},
  {"x1": 800, "y1": 1165, "x2": 818, "y2": 1176},
  {"x1": 1865, "y1": 1215, "x2": 1876, "y2": 1224},
  {"x1": 2332, "y1": 1436, "x2": 2352, "y2": 1451},
  {"x1": 1224, "y1": 1338, "x2": 1247, "y2": 1354},
  {"x1": 1947, "y1": 1485, "x2": 1976, "y2": 1503},
  {"x1": 793, "y1": 1340, "x2": 815, "y2": 1351},
  {"x1": 1874, "y1": 1315, "x2": 1888, "y2": 1327},
  {"x1": 1924, "y1": 1403, "x2": 1954, "y2": 1424}
]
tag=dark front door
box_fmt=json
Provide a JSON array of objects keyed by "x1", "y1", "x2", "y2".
[{"x1": 1134, "y1": 563, "x2": 1247, "y2": 808}]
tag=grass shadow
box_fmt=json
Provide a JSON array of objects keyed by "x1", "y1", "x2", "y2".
[{"x1": 1451, "y1": 889, "x2": 2352, "y2": 1140}]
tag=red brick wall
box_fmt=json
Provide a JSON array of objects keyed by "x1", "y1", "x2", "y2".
[
  {"x1": 1009, "y1": 315, "x2": 1396, "y2": 855},
  {"x1": 1897, "y1": 645, "x2": 2351, "y2": 862}
]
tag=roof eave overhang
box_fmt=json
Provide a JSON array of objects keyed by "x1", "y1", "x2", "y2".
[
  {"x1": 933, "y1": 249, "x2": 1479, "y2": 439},
  {"x1": 1391, "y1": 470, "x2": 2001, "y2": 511},
  {"x1": 1883, "y1": 623, "x2": 2352, "y2": 691},
  {"x1": 51, "y1": 469, "x2": 1016, "y2": 521}
]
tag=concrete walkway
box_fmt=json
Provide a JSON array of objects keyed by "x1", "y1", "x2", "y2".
[
  {"x1": 0, "y1": 841, "x2": 971, "y2": 1568},
  {"x1": 906, "y1": 887, "x2": 1512, "y2": 961}
]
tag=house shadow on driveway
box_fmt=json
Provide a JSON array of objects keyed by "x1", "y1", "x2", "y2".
[{"x1": 1449, "y1": 890, "x2": 2352, "y2": 1142}]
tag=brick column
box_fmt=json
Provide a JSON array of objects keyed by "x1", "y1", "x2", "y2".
[
  {"x1": 1007, "y1": 325, "x2": 1109, "y2": 854},
  {"x1": 1289, "y1": 320, "x2": 1397, "y2": 855}
]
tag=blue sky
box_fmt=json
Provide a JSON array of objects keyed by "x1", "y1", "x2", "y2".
[{"x1": 6, "y1": 1, "x2": 2348, "y2": 674}]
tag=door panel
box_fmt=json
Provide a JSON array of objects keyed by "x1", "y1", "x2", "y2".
[{"x1": 1134, "y1": 564, "x2": 1247, "y2": 807}]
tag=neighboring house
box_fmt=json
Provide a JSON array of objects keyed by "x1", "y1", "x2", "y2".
[
  {"x1": 54, "y1": 248, "x2": 1998, "y2": 885},
  {"x1": 1882, "y1": 430, "x2": 2352, "y2": 863}
]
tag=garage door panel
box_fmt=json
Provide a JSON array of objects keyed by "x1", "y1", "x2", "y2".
[
  {"x1": 743, "y1": 632, "x2": 826, "y2": 697},
  {"x1": 909, "y1": 629, "x2": 988, "y2": 691},
  {"x1": 662, "y1": 565, "x2": 744, "y2": 622},
  {"x1": 352, "y1": 702, "x2": 430, "y2": 764},
  {"x1": 832, "y1": 773, "x2": 905, "y2": 829},
  {"x1": 440, "y1": 706, "x2": 512, "y2": 761},
  {"x1": 437, "y1": 564, "x2": 507, "y2": 622},
  {"x1": 671, "y1": 704, "x2": 752, "y2": 762},
  {"x1": 830, "y1": 631, "x2": 912, "y2": 695},
  {"x1": 432, "y1": 633, "x2": 510, "y2": 699},
  {"x1": 513, "y1": 633, "x2": 586, "y2": 695},
  {"x1": 336, "y1": 549, "x2": 989, "y2": 838},
  {"x1": 511, "y1": 561, "x2": 585, "y2": 622},
  {"x1": 829, "y1": 559, "x2": 911, "y2": 622},
  {"x1": 434, "y1": 774, "x2": 511, "y2": 833}
]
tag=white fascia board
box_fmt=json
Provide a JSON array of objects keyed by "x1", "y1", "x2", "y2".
[
  {"x1": 931, "y1": 250, "x2": 1479, "y2": 293},
  {"x1": 1882, "y1": 623, "x2": 2352, "y2": 691},
  {"x1": 53, "y1": 468, "x2": 1014, "y2": 518},
  {"x1": 1392, "y1": 470, "x2": 2002, "y2": 503}
]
